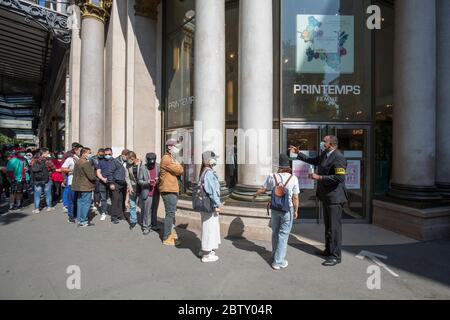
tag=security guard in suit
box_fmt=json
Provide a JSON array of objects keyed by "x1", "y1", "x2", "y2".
[{"x1": 289, "y1": 135, "x2": 348, "y2": 266}]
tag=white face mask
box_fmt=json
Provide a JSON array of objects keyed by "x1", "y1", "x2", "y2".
[
  {"x1": 209, "y1": 159, "x2": 217, "y2": 167},
  {"x1": 170, "y1": 146, "x2": 181, "y2": 155}
]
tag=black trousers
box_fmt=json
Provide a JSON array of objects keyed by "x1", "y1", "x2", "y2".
[
  {"x1": 323, "y1": 202, "x2": 343, "y2": 260},
  {"x1": 53, "y1": 181, "x2": 62, "y2": 203},
  {"x1": 110, "y1": 184, "x2": 126, "y2": 221}
]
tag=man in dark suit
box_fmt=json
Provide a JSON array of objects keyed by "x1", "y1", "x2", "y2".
[{"x1": 289, "y1": 135, "x2": 348, "y2": 266}]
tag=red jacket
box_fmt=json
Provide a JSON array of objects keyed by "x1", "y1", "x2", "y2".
[{"x1": 51, "y1": 159, "x2": 64, "y2": 182}]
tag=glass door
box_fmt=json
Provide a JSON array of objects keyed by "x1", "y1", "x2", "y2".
[
  {"x1": 283, "y1": 124, "x2": 327, "y2": 222},
  {"x1": 328, "y1": 125, "x2": 371, "y2": 222},
  {"x1": 283, "y1": 124, "x2": 371, "y2": 223}
]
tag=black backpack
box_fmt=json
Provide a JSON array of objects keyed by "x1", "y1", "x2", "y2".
[
  {"x1": 32, "y1": 159, "x2": 49, "y2": 184},
  {"x1": 192, "y1": 168, "x2": 214, "y2": 213}
]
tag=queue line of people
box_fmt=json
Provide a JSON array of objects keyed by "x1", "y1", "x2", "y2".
[{"x1": 1, "y1": 134, "x2": 348, "y2": 268}]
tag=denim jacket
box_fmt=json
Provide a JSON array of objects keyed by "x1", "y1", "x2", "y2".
[{"x1": 202, "y1": 169, "x2": 221, "y2": 209}]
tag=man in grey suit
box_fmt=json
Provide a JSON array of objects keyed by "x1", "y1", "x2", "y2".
[{"x1": 138, "y1": 153, "x2": 161, "y2": 235}]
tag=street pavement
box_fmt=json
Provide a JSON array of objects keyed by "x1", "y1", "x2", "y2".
[{"x1": 0, "y1": 201, "x2": 449, "y2": 300}]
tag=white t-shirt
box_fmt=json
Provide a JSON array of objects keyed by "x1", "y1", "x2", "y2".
[
  {"x1": 62, "y1": 156, "x2": 78, "y2": 186},
  {"x1": 263, "y1": 173, "x2": 300, "y2": 208}
]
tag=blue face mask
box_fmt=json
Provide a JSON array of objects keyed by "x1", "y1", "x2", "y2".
[
  {"x1": 105, "y1": 155, "x2": 112, "y2": 160},
  {"x1": 87, "y1": 154, "x2": 93, "y2": 161},
  {"x1": 320, "y1": 142, "x2": 327, "y2": 152}
]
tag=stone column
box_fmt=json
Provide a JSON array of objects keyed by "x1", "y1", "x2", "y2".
[
  {"x1": 68, "y1": 3, "x2": 81, "y2": 144},
  {"x1": 78, "y1": 1, "x2": 112, "y2": 151},
  {"x1": 436, "y1": 0, "x2": 450, "y2": 198},
  {"x1": 389, "y1": 0, "x2": 441, "y2": 200},
  {"x1": 193, "y1": 0, "x2": 228, "y2": 195},
  {"x1": 132, "y1": 0, "x2": 162, "y2": 159},
  {"x1": 231, "y1": 0, "x2": 273, "y2": 202},
  {"x1": 105, "y1": 0, "x2": 127, "y2": 152}
]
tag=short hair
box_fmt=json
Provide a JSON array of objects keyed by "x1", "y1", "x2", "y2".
[
  {"x1": 104, "y1": 148, "x2": 113, "y2": 153},
  {"x1": 126, "y1": 151, "x2": 137, "y2": 159},
  {"x1": 328, "y1": 136, "x2": 339, "y2": 147},
  {"x1": 98, "y1": 148, "x2": 105, "y2": 153},
  {"x1": 41, "y1": 147, "x2": 49, "y2": 154},
  {"x1": 80, "y1": 147, "x2": 91, "y2": 157}
]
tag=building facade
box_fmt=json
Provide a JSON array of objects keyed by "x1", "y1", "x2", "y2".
[{"x1": 65, "y1": 0, "x2": 450, "y2": 240}]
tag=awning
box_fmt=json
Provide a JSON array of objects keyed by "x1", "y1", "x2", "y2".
[{"x1": 0, "y1": 0, "x2": 70, "y2": 136}]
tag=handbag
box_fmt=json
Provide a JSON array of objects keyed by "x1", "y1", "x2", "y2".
[{"x1": 192, "y1": 168, "x2": 214, "y2": 213}]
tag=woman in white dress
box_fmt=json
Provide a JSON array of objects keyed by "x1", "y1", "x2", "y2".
[{"x1": 198, "y1": 151, "x2": 222, "y2": 263}]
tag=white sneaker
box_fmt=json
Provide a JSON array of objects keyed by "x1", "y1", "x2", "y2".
[
  {"x1": 198, "y1": 250, "x2": 216, "y2": 257},
  {"x1": 63, "y1": 207, "x2": 68, "y2": 213},
  {"x1": 32, "y1": 209, "x2": 40, "y2": 214},
  {"x1": 272, "y1": 260, "x2": 289, "y2": 270},
  {"x1": 46, "y1": 207, "x2": 55, "y2": 212},
  {"x1": 201, "y1": 253, "x2": 219, "y2": 263},
  {"x1": 100, "y1": 214, "x2": 107, "y2": 221}
]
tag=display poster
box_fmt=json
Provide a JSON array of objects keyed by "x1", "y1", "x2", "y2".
[
  {"x1": 293, "y1": 160, "x2": 315, "y2": 190},
  {"x1": 345, "y1": 160, "x2": 361, "y2": 189},
  {"x1": 296, "y1": 15, "x2": 354, "y2": 74}
]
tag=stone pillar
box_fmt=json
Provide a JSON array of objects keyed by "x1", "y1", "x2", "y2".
[
  {"x1": 193, "y1": 0, "x2": 228, "y2": 195},
  {"x1": 132, "y1": 0, "x2": 162, "y2": 159},
  {"x1": 68, "y1": 3, "x2": 81, "y2": 144},
  {"x1": 389, "y1": 0, "x2": 441, "y2": 201},
  {"x1": 105, "y1": 0, "x2": 127, "y2": 153},
  {"x1": 436, "y1": 0, "x2": 450, "y2": 198},
  {"x1": 231, "y1": 0, "x2": 273, "y2": 202},
  {"x1": 78, "y1": 1, "x2": 112, "y2": 151}
]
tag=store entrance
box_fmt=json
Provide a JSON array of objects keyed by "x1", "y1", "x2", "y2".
[{"x1": 283, "y1": 123, "x2": 371, "y2": 223}]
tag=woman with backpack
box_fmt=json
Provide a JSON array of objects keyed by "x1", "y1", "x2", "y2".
[
  {"x1": 253, "y1": 153, "x2": 300, "y2": 270},
  {"x1": 30, "y1": 148, "x2": 56, "y2": 214},
  {"x1": 197, "y1": 151, "x2": 222, "y2": 263}
]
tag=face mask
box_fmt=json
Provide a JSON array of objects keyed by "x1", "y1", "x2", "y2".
[
  {"x1": 320, "y1": 142, "x2": 327, "y2": 152},
  {"x1": 209, "y1": 159, "x2": 217, "y2": 167},
  {"x1": 18, "y1": 153, "x2": 26, "y2": 158},
  {"x1": 105, "y1": 155, "x2": 112, "y2": 160},
  {"x1": 171, "y1": 147, "x2": 180, "y2": 155},
  {"x1": 57, "y1": 155, "x2": 63, "y2": 159},
  {"x1": 87, "y1": 154, "x2": 93, "y2": 161},
  {"x1": 98, "y1": 155, "x2": 104, "y2": 159}
]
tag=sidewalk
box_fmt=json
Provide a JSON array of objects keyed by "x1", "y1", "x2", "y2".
[{"x1": 0, "y1": 203, "x2": 449, "y2": 299}]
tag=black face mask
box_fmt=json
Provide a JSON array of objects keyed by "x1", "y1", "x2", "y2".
[{"x1": 146, "y1": 160, "x2": 156, "y2": 167}]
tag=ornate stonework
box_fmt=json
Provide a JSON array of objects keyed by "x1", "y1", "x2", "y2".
[
  {"x1": 135, "y1": 0, "x2": 161, "y2": 20},
  {"x1": 78, "y1": 0, "x2": 113, "y2": 23}
]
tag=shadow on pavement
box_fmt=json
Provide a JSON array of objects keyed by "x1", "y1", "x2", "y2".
[
  {"x1": 343, "y1": 242, "x2": 450, "y2": 288},
  {"x1": 288, "y1": 234, "x2": 327, "y2": 261},
  {"x1": 288, "y1": 229, "x2": 450, "y2": 288},
  {"x1": 174, "y1": 224, "x2": 202, "y2": 258},
  {"x1": 226, "y1": 217, "x2": 273, "y2": 267}
]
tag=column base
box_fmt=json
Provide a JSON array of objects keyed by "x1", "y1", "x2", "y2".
[
  {"x1": 230, "y1": 184, "x2": 271, "y2": 202},
  {"x1": 437, "y1": 182, "x2": 450, "y2": 199},
  {"x1": 388, "y1": 183, "x2": 443, "y2": 202}
]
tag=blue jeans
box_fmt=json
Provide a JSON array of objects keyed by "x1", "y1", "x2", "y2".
[
  {"x1": 34, "y1": 181, "x2": 53, "y2": 209},
  {"x1": 67, "y1": 185, "x2": 77, "y2": 219},
  {"x1": 63, "y1": 184, "x2": 69, "y2": 208},
  {"x1": 271, "y1": 208, "x2": 294, "y2": 267},
  {"x1": 77, "y1": 191, "x2": 92, "y2": 225},
  {"x1": 129, "y1": 193, "x2": 138, "y2": 224}
]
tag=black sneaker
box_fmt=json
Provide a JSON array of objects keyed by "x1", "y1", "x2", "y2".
[
  {"x1": 129, "y1": 223, "x2": 137, "y2": 230},
  {"x1": 151, "y1": 225, "x2": 161, "y2": 232},
  {"x1": 68, "y1": 218, "x2": 76, "y2": 224},
  {"x1": 112, "y1": 219, "x2": 120, "y2": 225},
  {"x1": 142, "y1": 229, "x2": 151, "y2": 236}
]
